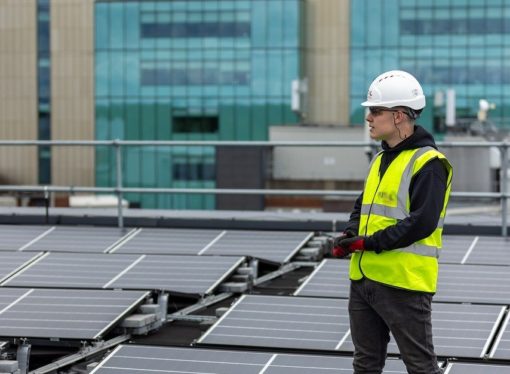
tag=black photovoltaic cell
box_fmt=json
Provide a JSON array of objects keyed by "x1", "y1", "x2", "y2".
[
  {"x1": 3, "y1": 253, "x2": 244, "y2": 296},
  {"x1": 444, "y1": 362, "x2": 510, "y2": 374},
  {"x1": 0, "y1": 288, "x2": 148, "y2": 340},
  {"x1": 111, "y1": 228, "x2": 224, "y2": 255},
  {"x1": 0, "y1": 225, "x2": 51, "y2": 251},
  {"x1": 0, "y1": 252, "x2": 42, "y2": 283},
  {"x1": 90, "y1": 345, "x2": 410, "y2": 374},
  {"x1": 22, "y1": 226, "x2": 135, "y2": 253},
  {"x1": 199, "y1": 295, "x2": 504, "y2": 358}
]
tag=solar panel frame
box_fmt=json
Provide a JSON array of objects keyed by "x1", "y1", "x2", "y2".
[
  {"x1": 89, "y1": 344, "x2": 410, "y2": 374},
  {"x1": 0, "y1": 288, "x2": 149, "y2": 340}
]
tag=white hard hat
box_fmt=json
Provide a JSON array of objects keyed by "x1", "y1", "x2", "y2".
[{"x1": 361, "y1": 70, "x2": 425, "y2": 110}]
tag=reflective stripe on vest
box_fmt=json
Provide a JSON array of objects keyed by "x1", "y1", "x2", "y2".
[{"x1": 351, "y1": 147, "x2": 453, "y2": 293}]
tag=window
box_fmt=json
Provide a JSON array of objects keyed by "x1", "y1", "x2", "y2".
[{"x1": 173, "y1": 116, "x2": 219, "y2": 133}]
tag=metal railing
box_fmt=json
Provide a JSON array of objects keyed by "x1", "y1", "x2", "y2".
[{"x1": 0, "y1": 139, "x2": 508, "y2": 235}]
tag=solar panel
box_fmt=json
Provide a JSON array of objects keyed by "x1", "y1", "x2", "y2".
[
  {"x1": 488, "y1": 309, "x2": 510, "y2": 359},
  {"x1": 0, "y1": 252, "x2": 43, "y2": 283},
  {"x1": 21, "y1": 226, "x2": 135, "y2": 253},
  {"x1": 0, "y1": 288, "x2": 148, "y2": 340},
  {"x1": 203, "y1": 230, "x2": 314, "y2": 264},
  {"x1": 113, "y1": 228, "x2": 313, "y2": 264},
  {"x1": 198, "y1": 295, "x2": 504, "y2": 358},
  {"x1": 435, "y1": 263, "x2": 510, "y2": 304},
  {"x1": 294, "y1": 259, "x2": 349, "y2": 298},
  {"x1": 439, "y1": 235, "x2": 476, "y2": 264},
  {"x1": 461, "y1": 236, "x2": 510, "y2": 265},
  {"x1": 444, "y1": 362, "x2": 510, "y2": 374},
  {"x1": 341, "y1": 303, "x2": 505, "y2": 358},
  {"x1": 0, "y1": 225, "x2": 52, "y2": 251},
  {"x1": 295, "y1": 259, "x2": 510, "y2": 305},
  {"x1": 106, "y1": 255, "x2": 245, "y2": 296},
  {"x1": 110, "y1": 228, "x2": 224, "y2": 255},
  {"x1": 198, "y1": 295, "x2": 350, "y2": 351},
  {"x1": 90, "y1": 345, "x2": 410, "y2": 374},
  {"x1": 2, "y1": 252, "x2": 140, "y2": 289},
  {"x1": 3, "y1": 253, "x2": 244, "y2": 296}
]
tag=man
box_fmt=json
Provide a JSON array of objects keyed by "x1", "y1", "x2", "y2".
[{"x1": 332, "y1": 70, "x2": 452, "y2": 374}]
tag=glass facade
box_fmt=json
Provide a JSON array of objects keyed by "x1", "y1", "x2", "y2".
[
  {"x1": 37, "y1": 0, "x2": 51, "y2": 184},
  {"x1": 95, "y1": 0, "x2": 302, "y2": 209},
  {"x1": 350, "y1": 0, "x2": 510, "y2": 132}
]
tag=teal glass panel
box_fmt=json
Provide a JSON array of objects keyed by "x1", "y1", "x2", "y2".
[
  {"x1": 109, "y1": 3, "x2": 125, "y2": 48},
  {"x1": 125, "y1": 3, "x2": 140, "y2": 49},
  {"x1": 95, "y1": 52, "x2": 109, "y2": 97},
  {"x1": 267, "y1": 0, "x2": 283, "y2": 47},
  {"x1": 95, "y1": 3, "x2": 109, "y2": 50}
]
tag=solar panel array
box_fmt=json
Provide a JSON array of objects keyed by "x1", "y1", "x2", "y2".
[
  {"x1": 0, "y1": 224, "x2": 313, "y2": 264},
  {"x1": 2, "y1": 223, "x2": 510, "y2": 371}
]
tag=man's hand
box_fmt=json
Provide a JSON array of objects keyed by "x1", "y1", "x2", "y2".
[
  {"x1": 336, "y1": 236, "x2": 366, "y2": 252},
  {"x1": 331, "y1": 230, "x2": 356, "y2": 258}
]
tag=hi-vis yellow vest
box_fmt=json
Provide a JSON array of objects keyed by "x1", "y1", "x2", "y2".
[{"x1": 349, "y1": 146, "x2": 452, "y2": 293}]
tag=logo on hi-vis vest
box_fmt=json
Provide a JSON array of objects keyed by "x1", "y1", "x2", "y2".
[{"x1": 377, "y1": 190, "x2": 397, "y2": 204}]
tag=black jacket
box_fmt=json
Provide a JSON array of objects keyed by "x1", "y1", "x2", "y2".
[{"x1": 345, "y1": 125, "x2": 449, "y2": 251}]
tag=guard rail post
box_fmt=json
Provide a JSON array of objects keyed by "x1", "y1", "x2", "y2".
[
  {"x1": 114, "y1": 139, "x2": 124, "y2": 229},
  {"x1": 501, "y1": 142, "x2": 509, "y2": 237}
]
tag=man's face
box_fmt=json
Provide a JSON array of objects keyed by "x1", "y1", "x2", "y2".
[{"x1": 366, "y1": 107, "x2": 401, "y2": 142}]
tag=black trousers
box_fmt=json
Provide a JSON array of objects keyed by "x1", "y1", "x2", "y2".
[{"x1": 349, "y1": 278, "x2": 443, "y2": 374}]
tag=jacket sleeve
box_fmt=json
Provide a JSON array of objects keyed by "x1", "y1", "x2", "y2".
[
  {"x1": 363, "y1": 158, "x2": 448, "y2": 251},
  {"x1": 344, "y1": 193, "x2": 363, "y2": 235}
]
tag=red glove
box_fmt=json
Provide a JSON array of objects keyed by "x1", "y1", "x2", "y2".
[
  {"x1": 331, "y1": 230, "x2": 355, "y2": 258},
  {"x1": 337, "y1": 236, "x2": 366, "y2": 251}
]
